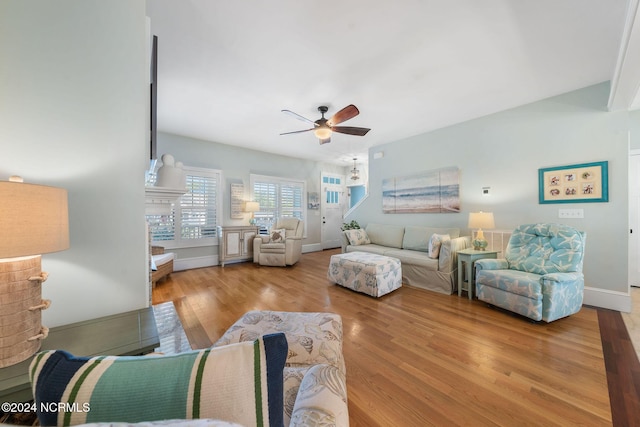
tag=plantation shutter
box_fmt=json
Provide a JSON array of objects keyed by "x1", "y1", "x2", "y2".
[
  {"x1": 147, "y1": 211, "x2": 175, "y2": 242},
  {"x1": 146, "y1": 167, "x2": 221, "y2": 246},
  {"x1": 251, "y1": 174, "x2": 305, "y2": 229},
  {"x1": 181, "y1": 174, "x2": 218, "y2": 239}
]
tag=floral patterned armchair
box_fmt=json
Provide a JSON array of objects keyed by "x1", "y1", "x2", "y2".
[{"x1": 475, "y1": 223, "x2": 586, "y2": 322}]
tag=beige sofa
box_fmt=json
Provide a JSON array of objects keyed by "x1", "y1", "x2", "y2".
[{"x1": 341, "y1": 223, "x2": 470, "y2": 294}]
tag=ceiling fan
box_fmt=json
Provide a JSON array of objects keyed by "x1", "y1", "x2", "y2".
[{"x1": 280, "y1": 104, "x2": 371, "y2": 144}]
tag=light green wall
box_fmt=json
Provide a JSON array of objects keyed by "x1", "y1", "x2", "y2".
[
  {"x1": 157, "y1": 132, "x2": 344, "y2": 259},
  {"x1": 349, "y1": 83, "x2": 629, "y2": 297},
  {"x1": 0, "y1": 0, "x2": 148, "y2": 326}
]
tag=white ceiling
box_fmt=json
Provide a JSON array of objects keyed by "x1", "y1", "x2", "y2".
[{"x1": 146, "y1": 0, "x2": 638, "y2": 167}]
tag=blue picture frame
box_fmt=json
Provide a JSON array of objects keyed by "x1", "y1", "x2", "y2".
[{"x1": 538, "y1": 161, "x2": 608, "y2": 204}]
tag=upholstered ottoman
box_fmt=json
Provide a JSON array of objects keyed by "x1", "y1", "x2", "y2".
[
  {"x1": 213, "y1": 310, "x2": 345, "y2": 374},
  {"x1": 212, "y1": 310, "x2": 348, "y2": 426},
  {"x1": 328, "y1": 251, "x2": 402, "y2": 297}
]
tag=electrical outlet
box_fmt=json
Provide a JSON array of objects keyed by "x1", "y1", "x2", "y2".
[{"x1": 558, "y1": 208, "x2": 584, "y2": 219}]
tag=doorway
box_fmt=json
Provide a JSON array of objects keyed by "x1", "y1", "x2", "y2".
[
  {"x1": 321, "y1": 173, "x2": 346, "y2": 249},
  {"x1": 630, "y1": 150, "x2": 640, "y2": 288}
]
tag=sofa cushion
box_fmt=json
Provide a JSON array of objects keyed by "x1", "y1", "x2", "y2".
[
  {"x1": 365, "y1": 223, "x2": 405, "y2": 248},
  {"x1": 29, "y1": 334, "x2": 288, "y2": 427},
  {"x1": 345, "y1": 244, "x2": 388, "y2": 256},
  {"x1": 152, "y1": 252, "x2": 174, "y2": 269},
  {"x1": 343, "y1": 229, "x2": 371, "y2": 246},
  {"x1": 402, "y1": 226, "x2": 460, "y2": 252},
  {"x1": 428, "y1": 234, "x2": 450, "y2": 259}
]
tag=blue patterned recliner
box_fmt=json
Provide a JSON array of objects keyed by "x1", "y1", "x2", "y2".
[{"x1": 475, "y1": 223, "x2": 586, "y2": 322}]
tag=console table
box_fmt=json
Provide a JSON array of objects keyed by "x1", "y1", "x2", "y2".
[
  {"x1": 218, "y1": 225, "x2": 259, "y2": 266},
  {"x1": 0, "y1": 307, "x2": 159, "y2": 403}
]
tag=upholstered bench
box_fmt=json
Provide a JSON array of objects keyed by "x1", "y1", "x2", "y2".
[
  {"x1": 151, "y1": 245, "x2": 174, "y2": 287},
  {"x1": 328, "y1": 251, "x2": 402, "y2": 297}
]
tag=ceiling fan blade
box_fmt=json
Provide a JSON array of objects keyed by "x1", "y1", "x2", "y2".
[
  {"x1": 319, "y1": 137, "x2": 331, "y2": 145},
  {"x1": 280, "y1": 128, "x2": 314, "y2": 135},
  {"x1": 282, "y1": 109, "x2": 316, "y2": 125},
  {"x1": 327, "y1": 104, "x2": 359, "y2": 127},
  {"x1": 332, "y1": 126, "x2": 371, "y2": 136}
]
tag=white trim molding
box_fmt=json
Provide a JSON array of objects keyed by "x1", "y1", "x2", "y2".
[
  {"x1": 583, "y1": 286, "x2": 632, "y2": 313},
  {"x1": 302, "y1": 243, "x2": 323, "y2": 253},
  {"x1": 174, "y1": 255, "x2": 218, "y2": 271}
]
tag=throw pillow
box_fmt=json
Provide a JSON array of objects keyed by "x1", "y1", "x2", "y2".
[
  {"x1": 269, "y1": 228, "x2": 286, "y2": 243},
  {"x1": 344, "y1": 229, "x2": 370, "y2": 246},
  {"x1": 428, "y1": 234, "x2": 450, "y2": 259},
  {"x1": 29, "y1": 333, "x2": 288, "y2": 427}
]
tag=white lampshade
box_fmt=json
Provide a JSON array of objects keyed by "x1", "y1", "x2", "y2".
[
  {"x1": 468, "y1": 211, "x2": 495, "y2": 230},
  {"x1": 0, "y1": 180, "x2": 69, "y2": 259},
  {"x1": 244, "y1": 201, "x2": 260, "y2": 213},
  {"x1": 0, "y1": 178, "x2": 69, "y2": 367}
]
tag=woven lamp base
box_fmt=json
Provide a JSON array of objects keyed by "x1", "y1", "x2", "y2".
[{"x1": 0, "y1": 255, "x2": 50, "y2": 368}]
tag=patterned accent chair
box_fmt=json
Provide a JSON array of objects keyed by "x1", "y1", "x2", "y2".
[
  {"x1": 254, "y1": 217, "x2": 304, "y2": 266},
  {"x1": 475, "y1": 223, "x2": 586, "y2": 322}
]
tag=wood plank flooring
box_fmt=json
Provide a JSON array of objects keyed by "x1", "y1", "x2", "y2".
[{"x1": 153, "y1": 249, "x2": 638, "y2": 426}]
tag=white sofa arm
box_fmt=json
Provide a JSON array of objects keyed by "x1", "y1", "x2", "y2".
[
  {"x1": 438, "y1": 236, "x2": 471, "y2": 273},
  {"x1": 289, "y1": 364, "x2": 349, "y2": 427}
]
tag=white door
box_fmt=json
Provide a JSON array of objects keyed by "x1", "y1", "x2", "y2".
[
  {"x1": 630, "y1": 151, "x2": 640, "y2": 287},
  {"x1": 321, "y1": 173, "x2": 345, "y2": 249}
]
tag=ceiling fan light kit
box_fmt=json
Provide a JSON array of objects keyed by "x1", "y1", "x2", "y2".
[{"x1": 281, "y1": 104, "x2": 371, "y2": 145}]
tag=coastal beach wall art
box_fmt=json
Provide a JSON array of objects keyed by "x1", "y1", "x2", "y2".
[{"x1": 382, "y1": 167, "x2": 460, "y2": 213}]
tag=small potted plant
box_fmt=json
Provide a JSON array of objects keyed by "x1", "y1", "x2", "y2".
[{"x1": 340, "y1": 220, "x2": 361, "y2": 231}]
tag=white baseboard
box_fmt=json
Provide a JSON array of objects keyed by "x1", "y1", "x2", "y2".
[
  {"x1": 174, "y1": 255, "x2": 218, "y2": 271},
  {"x1": 174, "y1": 245, "x2": 324, "y2": 270},
  {"x1": 583, "y1": 286, "x2": 632, "y2": 313},
  {"x1": 302, "y1": 243, "x2": 323, "y2": 253}
]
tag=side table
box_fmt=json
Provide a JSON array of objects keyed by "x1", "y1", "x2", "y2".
[{"x1": 457, "y1": 249, "x2": 498, "y2": 300}]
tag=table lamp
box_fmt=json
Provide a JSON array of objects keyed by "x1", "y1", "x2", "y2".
[
  {"x1": 468, "y1": 211, "x2": 495, "y2": 251},
  {"x1": 0, "y1": 176, "x2": 69, "y2": 367},
  {"x1": 245, "y1": 201, "x2": 260, "y2": 225}
]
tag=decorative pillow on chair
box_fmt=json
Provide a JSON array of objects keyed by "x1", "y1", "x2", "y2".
[
  {"x1": 428, "y1": 234, "x2": 450, "y2": 259},
  {"x1": 344, "y1": 229, "x2": 370, "y2": 246},
  {"x1": 269, "y1": 228, "x2": 286, "y2": 243},
  {"x1": 29, "y1": 333, "x2": 288, "y2": 427}
]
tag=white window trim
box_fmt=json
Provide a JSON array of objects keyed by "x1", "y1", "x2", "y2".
[{"x1": 250, "y1": 173, "x2": 307, "y2": 236}]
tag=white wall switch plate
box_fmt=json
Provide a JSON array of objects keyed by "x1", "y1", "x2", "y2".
[{"x1": 558, "y1": 208, "x2": 584, "y2": 218}]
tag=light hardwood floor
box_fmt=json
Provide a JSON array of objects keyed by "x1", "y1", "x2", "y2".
[{"x1": 152, "y1": 249, "x2": 634, "y2": 427}]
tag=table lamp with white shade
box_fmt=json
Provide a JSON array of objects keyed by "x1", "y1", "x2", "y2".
[
  {"x1": 468, "y1": 211, "x2": 495, "y2": 251},
  {"x1": 245, "y1": 201, "x2": 260, "y2": 225},
  {"x1": 0, "y1": 176, "x2": 69, "y2": 367}
]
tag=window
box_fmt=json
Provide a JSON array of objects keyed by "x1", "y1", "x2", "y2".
[
  {"x1": 147, "y1": 167, "x2": 222, "y2": 247},
  {"x1": 250, "y1": 174, "x2": 305, "y2": 230}
]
